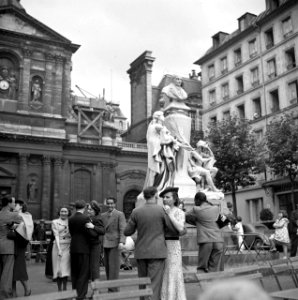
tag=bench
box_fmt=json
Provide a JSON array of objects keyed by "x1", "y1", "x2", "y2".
[
  {"x1": 10, "y1": 290, "x2": 77, "y2": 300},
  {"x1": 91, "y1": 277, "x2": 152, "y2": 300}
]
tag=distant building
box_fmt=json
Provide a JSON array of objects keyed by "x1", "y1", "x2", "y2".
[
  {"x1": 124, "y1": 51, "x2": 202, "y2": 143},
  {"x1": 195, "y1": 0, "x2": 298, "y2": 222},
  {"x1": 0, "y1": 0, "x2": 146, "y2": 219}
]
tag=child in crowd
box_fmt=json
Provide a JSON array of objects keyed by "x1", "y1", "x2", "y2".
[
  {"x1": 234, "y1": 216, "x2": 245, "y2": 251},
  {"x1": 269, "y1": 210, "x2": 290, "y2": 259}
]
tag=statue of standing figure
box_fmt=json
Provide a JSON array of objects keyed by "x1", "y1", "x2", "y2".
[{"x1": 144, "y1": 110, "x2": 180, "y2": 191}]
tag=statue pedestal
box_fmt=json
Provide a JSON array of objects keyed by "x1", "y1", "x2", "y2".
[{"x1": 164, "y1": 103, "x2": 196, "y2": 202}]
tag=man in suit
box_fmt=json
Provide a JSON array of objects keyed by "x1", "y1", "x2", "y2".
[
  {"x1": 186, "y1": 191, "x2": 224, "y2": 273},
  {"x1": 69, "y1": 200, "x2": 93, "y2": 300},
  {"x1": 124, "y1": 186, "x2": 170, "y2": 300},
  {"x1": 0, "y1": 196, "x2": 22, "y2": 299},
  {"x1": 101, "y1": 197, "x2": 126, "y2": 290}
]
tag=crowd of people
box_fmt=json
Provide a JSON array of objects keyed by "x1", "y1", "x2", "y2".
[{"x1": 1, "y1": 189, "x2": 298, "y2": 300}]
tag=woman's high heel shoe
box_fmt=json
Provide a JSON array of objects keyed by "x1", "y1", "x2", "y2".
[{"x1": 25, "y1": 289, "x2": 31, "y2": 296}]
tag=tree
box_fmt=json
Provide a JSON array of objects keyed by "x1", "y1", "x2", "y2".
[
  {"x1": 265, "y1": 113, "x2": 298, "y2": 210},
  {"x1": 206, "y1": 116, "x2": 260, "y2": 216}
]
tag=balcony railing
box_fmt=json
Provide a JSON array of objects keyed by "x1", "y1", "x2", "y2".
[
  {"x1": 290, "y1": 98, "x2": 297, "y2": 104},
  {"x1": 222, "y1": 95, "x2": 229, "y2": 101},
  {"x1": 249, "y1": 52, "x2": 257, "y2": 58},
  {"x1": 252, "y1": 80, "x2": 260, "y2": 87},
  {"x1": 118, "y1": 142, "x2": 147, "y2": 152},
  {"x1": 221, "y1": 69, "x2": 228, "y2": 75},
  {"x1": 234, "y1": 60, "x2": 242, "y2": 67},
  {"x1": 237, "y1": 89, "x2": 244, "y2": 95},
  {"x1": 266, "y1": 42, "x2": 274, "y2": 50},
  {"x1": 287, "y1": 63, "x2": 296, "y2": 70},
  {"x1": 268, "y1": 73, "x2": 276, "y2": 79}
]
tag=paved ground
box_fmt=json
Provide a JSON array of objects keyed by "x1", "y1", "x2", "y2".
[{"x1": 14, "y1": 259, "x2": 292, "y2": 300}]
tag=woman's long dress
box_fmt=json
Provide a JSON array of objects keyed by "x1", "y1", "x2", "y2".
[
  {"x1": 51, "y1": 218, "x2": 71, "y2": 279},
  {"x1": 161, "y1": 207, "x2": 187, "y2": 300}
]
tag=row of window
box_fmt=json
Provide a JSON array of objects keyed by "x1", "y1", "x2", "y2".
[
  {"x1": 208, "y1": 47, "x2": 296, "y2": 105},
  {"x1": 207, "y1": 15, "x2": 294, "y2": 81},
  {"x1": 208, "y1": 80, "x2": 298, "y2": 123}
]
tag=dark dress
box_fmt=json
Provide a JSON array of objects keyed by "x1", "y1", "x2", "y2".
[
  {"x1": 88, "y1": 215, "x2": 105, "y2": 280},
  {"x1": 13, "y1": 232, "x2": 29, "y2": 281}
]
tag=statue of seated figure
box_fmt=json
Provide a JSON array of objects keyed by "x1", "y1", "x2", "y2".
[{"x1": 188, "y1": 140, "x2": 219, "y2": 193}]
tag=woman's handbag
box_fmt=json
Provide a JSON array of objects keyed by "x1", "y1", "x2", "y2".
[{"x1": 7, "y1": 229, "x2": 17, "y2": 240}]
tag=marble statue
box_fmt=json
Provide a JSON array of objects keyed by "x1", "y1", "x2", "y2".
[
  {"x1": 188, "y1": 140, "x2": 219, "y2": 192},
  {"x1": 143, "y1": 110, "x2": 180, "y2": 191}
]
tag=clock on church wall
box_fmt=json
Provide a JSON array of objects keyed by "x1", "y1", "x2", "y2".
[{"x1": 0, "y1": 55, "x2": 19, "y2": 100}]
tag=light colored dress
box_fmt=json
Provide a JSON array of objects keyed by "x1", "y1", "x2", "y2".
[
  {"x1": 161, "y1": 207, "x2": 187, "y2": 300},
  {"x1": 234, "y1": 221, "x2": 245, "y2": 250},
  {"x1": 51, "y1": 218, "x2": 71, "y2": 279}
]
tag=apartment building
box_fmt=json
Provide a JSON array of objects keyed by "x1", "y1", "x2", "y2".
[{"x1": 195, "y1": 0, "x2": 298, "y2": 222}]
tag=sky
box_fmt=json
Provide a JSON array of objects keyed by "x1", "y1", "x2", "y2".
[{"x1": 21, "y1": 0, "x2": 266, "y2": 122}]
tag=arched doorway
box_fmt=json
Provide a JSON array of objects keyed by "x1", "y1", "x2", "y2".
[{"x1": 123, "y1": 190, "x2": 140, "y2": 220}]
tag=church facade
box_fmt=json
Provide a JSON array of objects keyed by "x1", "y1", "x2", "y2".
[{"x1": 0, "y1": 0, "x2": 147, "y2": 219}]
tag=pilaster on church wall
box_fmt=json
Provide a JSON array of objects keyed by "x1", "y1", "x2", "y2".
[
  {"x1": 17, "y1": 153, "x2": 28, "y2": 201},
  {"x1": 101, "y1": 162, "x2": 117, "y2": 201},
  {"x1": 43, "y1": 53, "x2": 54, "y2": 113},
  {"x1": 52, "y1": 55, "x2": 64, "y2": 115},
  {"x1": 19, "y1": 49, "x2": 32, "y2": 110},
  {"x1": 41, "y1": 155, "x2": 51, "y2": 219},
  {"x1": 62, "y1": 58, "x2": 72, "y2": 118}
]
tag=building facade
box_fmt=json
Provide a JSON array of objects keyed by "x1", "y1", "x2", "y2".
[
  {"x1": 0, "y1": 0, "x2": 147, "y2": 220},
  {"x1": 195, "y1": 0, "x2": 298, "y2": 222}
]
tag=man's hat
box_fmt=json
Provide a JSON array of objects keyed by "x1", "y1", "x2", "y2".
[{"x1": 159, "y1": 187, "x2": 179, "y2": 198}]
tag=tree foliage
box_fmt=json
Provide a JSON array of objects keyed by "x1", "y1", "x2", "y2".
[
  {"x1": 266, "y1": 113, "x2": 298, "y2": 181},
  {"x1": 206, "y1": 116, "x2": 260, "y2": 215},
  {"x1": 265, "y1": 113, "x2": 298, "y2": 209}
]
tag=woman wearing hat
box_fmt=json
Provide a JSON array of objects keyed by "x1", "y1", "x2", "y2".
[
  {"x1": 86, "y1": 200, "x2": 105, "y2": 281},
  {"x1": 160, "y1": 187, "x2": 186, "y2": 300}
]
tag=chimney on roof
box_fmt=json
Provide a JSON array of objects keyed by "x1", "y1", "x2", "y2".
[
  {"x1": 212, "y1": 32, "x2": 229, "y2": 48},
  {"x1": 238, "y1": 13, "x2": 257, "y2": 31},
  {"x1": 189, "y1": 70, "x2": 198, "y2": 80},
  {"x1": 265, "y1": 0, "x2": 280, "y2": 10}
]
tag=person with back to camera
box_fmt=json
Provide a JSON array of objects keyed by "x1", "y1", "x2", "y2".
[
  {"x1": 86, "y1": 200, "x2": 105, "y2": 281},
  {"x1": 0, "y1": 196, "x2": 22, "y2": 299},
  {"x1": 68, "y1": 200, "x2": 94, "y2": 300},
  {"x1": 269, "y1": 210, "x2": 290, "y2": 259},
  {"x1": 124, "y1": 186, "x2": 176, "y2": 300},
  {"x1": 160, "y1": 187, "x2": 187, "y2": 300},
  {"x1": 12, "y1": 200, "x2": 34, "y2": 297},
  {"x1": 185, "y1": 191, "x2": 224, "y2": 273},
  {"x1": 51, "y1": 206, "x2": 71, "y2": 292}
]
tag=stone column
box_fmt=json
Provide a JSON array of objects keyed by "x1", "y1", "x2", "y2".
[
  {"x1": 18, "y1": 49, "x2": 32, "y2": 111},
  {"x1": 52, "y1": 157, "x2": 63, "y2": 216},
  {"x1": 18, "y1": 154, "x2": 28, "y2": 200},
  {"x1": 41, "y1": 156, "x2": 51, "y2": 219}
]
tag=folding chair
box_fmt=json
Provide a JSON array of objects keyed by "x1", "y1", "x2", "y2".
[{"x1": 269, "y1": 258, "x2": 297, "y2": 290}]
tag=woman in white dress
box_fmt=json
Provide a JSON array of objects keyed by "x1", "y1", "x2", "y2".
[
  {"x1": 52, "y1": 206, "x2": 71, "y2": 291},
  {"x1": 160, "y1": 187, "x2": 187, "y2": 300}
]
